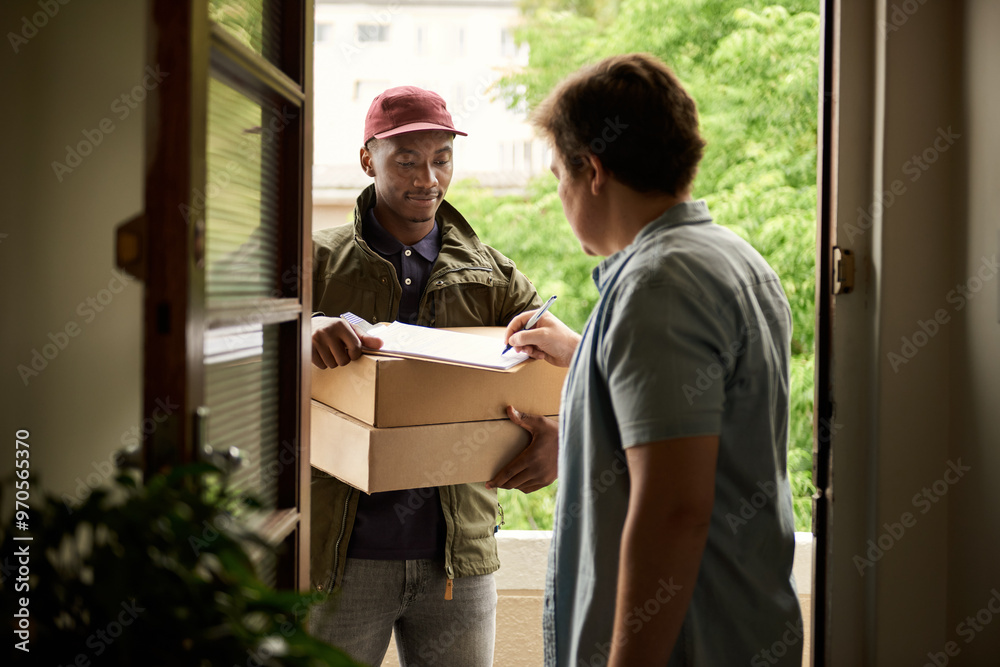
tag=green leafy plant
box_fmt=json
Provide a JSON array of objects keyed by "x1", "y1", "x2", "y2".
[{"x1": 1, "y1": 465, "x2": 360, "y2": 666}]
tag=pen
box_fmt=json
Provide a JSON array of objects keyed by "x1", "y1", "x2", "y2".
[{"x1": 502, "y1": 295, "x2": 557, "y2": 355}]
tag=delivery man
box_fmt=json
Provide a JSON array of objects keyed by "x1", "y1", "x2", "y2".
[{"x1": 308, "y1": 85, "x2": 557, "y2": 667}]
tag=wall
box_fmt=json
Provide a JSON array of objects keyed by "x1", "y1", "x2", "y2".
[
  {"x1": 313, "y1": 0, "x2": 546, "y2": 175},
  {"x1": 828, "y1": 1, "x2": 999, "y2": 665},
  {"x1": 948, "y1": 1, "x2": 1000, "y2": 664},
  {"x1": 0, "y1": 0, "x2": 146, "y2": 513},
  {"x1": 872, "y1": 0, "x2": 962, "y2": 663}
]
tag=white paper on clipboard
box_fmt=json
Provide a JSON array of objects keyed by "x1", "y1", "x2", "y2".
[{"x1": 340, "y1": 313, "x2": 531, "y2": 372}]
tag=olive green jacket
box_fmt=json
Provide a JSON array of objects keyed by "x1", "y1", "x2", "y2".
[{"x1": 310, "y1": 184, "x2": 541, "y2": 593}]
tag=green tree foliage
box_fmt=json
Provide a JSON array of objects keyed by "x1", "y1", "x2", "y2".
[
  {"x1": 449, "y1": 178, "x2": 601, "y2": 333},
  {"x1": 451, "y1": 1, "x2": 820, "y2": 532}
]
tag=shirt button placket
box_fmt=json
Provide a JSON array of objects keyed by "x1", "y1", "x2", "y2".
[{"x1": 403, "y1": 247, "x2": 414, "y2": 287}]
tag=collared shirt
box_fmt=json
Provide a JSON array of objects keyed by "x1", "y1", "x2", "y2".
[
  {"x1": 346, "y1": 206, "x2": 446, "y2": 561},
  {"x1": 544, "y1": 200, "x2": 802, "y2": 666},
  {"x1": 363, "y1": 208, "x2": 441, "y2": 324}
]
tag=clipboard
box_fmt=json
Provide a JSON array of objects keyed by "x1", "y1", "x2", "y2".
[{"x1": 341, "y1": 312, "x2": 531, "y2": 372}]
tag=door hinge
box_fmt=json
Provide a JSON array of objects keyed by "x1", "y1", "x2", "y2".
[{"x1": 832, "y1": 246, "x2": 854, "y2": 294}]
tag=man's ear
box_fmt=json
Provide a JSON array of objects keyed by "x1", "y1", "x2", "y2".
[
  {"x1": 583, "y1": 153, "x2": 607, "y2": 196},
  {"x1": 360, "y1": 146, "x2": 376, "y2": 177}
]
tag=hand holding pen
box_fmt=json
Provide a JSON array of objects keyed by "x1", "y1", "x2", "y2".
[
  {"x1": 503, "y1": 295, "x2": 557, "y2": 355},
  {"x1": 502, "y1": 296, "x2": 582, "y2": 368}
]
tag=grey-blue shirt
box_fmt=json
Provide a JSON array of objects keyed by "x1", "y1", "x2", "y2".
[{"x1": 544, "y1": 200, "x2": 801, "y2": 666}]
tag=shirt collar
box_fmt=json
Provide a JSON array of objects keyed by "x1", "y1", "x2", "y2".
[
  {"x1": 364, "y1": 207, "x2": 441, "y2": 262},
  {"x1": 632, "y1": 199, "x2": 712, "y2": 245},
  {"x1": 592, "y1": 199, "x2": 713, "y2": 291}
]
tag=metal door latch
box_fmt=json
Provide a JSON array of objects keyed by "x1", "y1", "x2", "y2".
[{"x1": 833, "y1": 246, "x2": 854, "y2": 294}]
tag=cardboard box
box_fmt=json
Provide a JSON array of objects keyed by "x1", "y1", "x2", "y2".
[
  {"x1": 311, "y1": 327, "x2": 567, "y2": 427},
  {"x1": 311, "y1": 401, "x2": 542, "y2": 493}
]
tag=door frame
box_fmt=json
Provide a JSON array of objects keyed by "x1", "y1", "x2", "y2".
[{"x1": 136, "y1": 0, "x2": 314, "y2": 590}]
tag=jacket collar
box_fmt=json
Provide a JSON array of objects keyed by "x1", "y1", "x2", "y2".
[{"x1": 352, "y1": 184, "x2": 493, "y2": 271}]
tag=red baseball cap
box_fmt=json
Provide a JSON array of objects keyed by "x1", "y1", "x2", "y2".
[{"x1": 363, "y1": 86, "x2": 467, "y2": 144}]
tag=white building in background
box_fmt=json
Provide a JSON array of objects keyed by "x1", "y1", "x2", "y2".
[{"x1": 312, "y1": 0, "x2": 550, "y2": 227}]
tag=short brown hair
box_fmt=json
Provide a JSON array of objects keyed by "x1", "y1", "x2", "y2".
[{"x1": 532, "y1": 53, "x2": 706, "y2": 196}]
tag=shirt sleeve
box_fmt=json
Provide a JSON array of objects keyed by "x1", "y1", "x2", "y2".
[{"x1": 601, "y1": 273, "x2": 733, "y2": 448}]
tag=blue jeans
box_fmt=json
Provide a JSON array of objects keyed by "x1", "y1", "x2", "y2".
[{"x1": 309, "y1": 558, "x2": 497, "y2": 666}]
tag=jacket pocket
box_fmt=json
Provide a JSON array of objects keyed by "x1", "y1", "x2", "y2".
[
  {"x1": 314, "y1": 276, "x2": 378, "y2": 321},
  {"x1": 434, "y1": 284, "x2": 496, "y2": 326}
]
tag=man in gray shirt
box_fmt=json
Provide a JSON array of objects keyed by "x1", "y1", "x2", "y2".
[{"x1": 504, "y1": 53, "x2": 802, "y2": 666}]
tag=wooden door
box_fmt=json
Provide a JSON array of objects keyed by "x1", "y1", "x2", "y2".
[{"x1": 120, "y1": 0, "x2": 314, "y2": 590}]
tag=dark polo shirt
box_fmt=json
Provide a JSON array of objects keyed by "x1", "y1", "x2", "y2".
[{"x1": 346, "y1": 208, "x2": 447, "y2": 559}]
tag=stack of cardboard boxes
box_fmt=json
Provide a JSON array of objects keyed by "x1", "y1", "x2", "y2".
[{"x1": 310, "y1": 327, "x2": 567, "y2": 493}]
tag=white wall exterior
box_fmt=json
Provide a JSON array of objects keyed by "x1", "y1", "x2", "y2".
[{"x1": 314, "y1": 0, "x2": 547, "y2": 177}]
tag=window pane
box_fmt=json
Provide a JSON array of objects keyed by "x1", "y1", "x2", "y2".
[
  {"x1": 315, "y1": 22, "x2": 334, "y2": 43},
  {"x1": 357, "y1": 23, "x2": 388, "y2": 43},
  {"x1": 205, "y1": 77, "x2": 282, "y2": 303},
  {"x1": 209, "y1": 0, "x2": 284, "y2": 67},
  {"x1": 203, "y1": 323, "x2": 280, "y2": 513}
]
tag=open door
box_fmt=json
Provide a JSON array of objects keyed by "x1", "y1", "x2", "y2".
[
  {"x1": 118, "y1": 0, "x2": 314, "y2": 590},
  {"x1": 810, "y1": 0, "x2": 836, "y2": 664}
]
